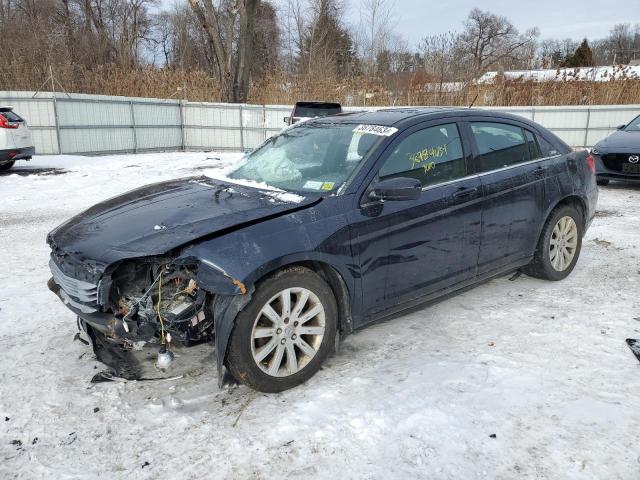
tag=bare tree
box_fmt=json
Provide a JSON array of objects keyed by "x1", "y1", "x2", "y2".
[
  {"x1": 357, "y1": 0, "x2": 396, "y2": 75},
  {"x1": 282, "y1": 0, "x2": 307, "y2": 71},
  {"x1": 604, "y1": 23, "x2": 640, "y2": 64},
  {"x1": 538, "y1": 38, "x2": 578, "y2": 68},
  {"x1": 421, "y1": 32, "x2": 459, "y2": 83},
  {"x1": 187, "y1": 0, "x2": 260, "y2": 102},
  {"x1": 457, "y1": 8, "x2": 538, "y2": 76}
]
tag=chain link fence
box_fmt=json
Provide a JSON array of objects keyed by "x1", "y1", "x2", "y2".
[{"x1": 1, "y1": 91, "x2": 639, "y2": 155}]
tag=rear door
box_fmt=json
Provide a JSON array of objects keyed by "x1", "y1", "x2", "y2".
[{"x1": 465, "y1": 120, "x2": 546, "y2": 274}]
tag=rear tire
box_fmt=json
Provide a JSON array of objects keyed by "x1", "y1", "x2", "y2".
[
  {"x1": 596, "y1": 178, "x2": 610, "y2": 186},
  {"x1": 226, "y1": 266, "x2": 337, "y2": 393},
  {"x1": 523, "y1": 204, "x2": 583, "y2": 281},
  {"x1": 0, "y1": 161, "x2": 15, "y2": 171}
]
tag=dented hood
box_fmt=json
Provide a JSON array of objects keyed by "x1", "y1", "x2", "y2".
[{"x1": 48, "y1": 176, "x2": 319, "y2": 268}]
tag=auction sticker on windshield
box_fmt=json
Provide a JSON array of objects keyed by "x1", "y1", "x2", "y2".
[{"x1": 353, "y1": 124, "x2": 398, "y2": 136}]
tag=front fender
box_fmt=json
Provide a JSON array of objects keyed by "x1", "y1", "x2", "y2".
[
  {"x1": 174, "y1": 254, "x2": 249, "y2": 295},
  {"x1": 211, "y1": 291, "x2": 253, "y2": 387},
  {"x1": 175, "y1": 199, "x2": 354, "y2": 385}
]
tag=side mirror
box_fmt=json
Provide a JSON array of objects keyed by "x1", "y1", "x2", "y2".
[
  {"x1": 369, "y1": 177, "x2": 422, "y2": 202},
  {"x1": 617, "y1": 124, "x2": 626, "y2": 130},
  {"x1": 283, "y1": 116, "x2": 291, "y2": 125}
]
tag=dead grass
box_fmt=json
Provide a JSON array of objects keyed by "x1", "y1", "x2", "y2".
[{"x1": 1, "y1": 63, "x2": 639, "y2": 106}]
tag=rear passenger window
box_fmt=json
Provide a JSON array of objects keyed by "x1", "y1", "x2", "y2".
[
  {"x1": 378, "y1": 123, "x2": 465, "y2": 187},
  {"x1": 471, "y1": 122, "x2": 529, "y2": 172}
]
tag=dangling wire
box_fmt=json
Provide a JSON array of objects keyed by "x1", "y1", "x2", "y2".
[{"x1": 156, "y1": 269, "x2": 166, "y2": 345}]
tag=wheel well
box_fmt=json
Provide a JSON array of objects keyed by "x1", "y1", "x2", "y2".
[
  {"x1": 258, "y1": 261, "x2": 353, "y2": 335},
  {"x1": 553, "y1": 195, "x2": 587, "y2": 228}
]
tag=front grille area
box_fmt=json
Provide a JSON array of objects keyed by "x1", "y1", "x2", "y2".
[
  {"x1": 49, "y1": 258, "x2": 98, "y2": 309},
  {"x1": 602, "y1": 153, "x2": 640, "y2": 173}
]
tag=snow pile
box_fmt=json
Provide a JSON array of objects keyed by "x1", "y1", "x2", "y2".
[
  {"x1": 1, "y1": 153, "x2": 640, "y2": 479},
  {"x1": 477, "y1": 65, "x2": 640, "y2": 83}
]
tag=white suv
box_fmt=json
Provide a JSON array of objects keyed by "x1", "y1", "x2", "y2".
[{"x1": 1, "y1": 106, "x2": 35, "y2": 171}]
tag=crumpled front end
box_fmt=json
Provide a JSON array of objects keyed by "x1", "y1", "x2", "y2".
[
  {"x1": 49, "y1": 256, "x2": 211, "y2": 344},
  {"x1": 47, "y1": 253, "x2": 248, "y2": 383}
]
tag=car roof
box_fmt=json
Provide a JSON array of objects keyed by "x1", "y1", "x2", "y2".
[{"x1": 309, "y1": 107, "x2": 532, "y2": 128}]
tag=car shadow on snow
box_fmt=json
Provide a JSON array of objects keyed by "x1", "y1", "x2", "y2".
[
  {"x1": 0, "y1": 167, "x2": 68, "y2": 177},
  {"x1": 600, "y1": 181, "x2": 640, "y2": 192}
]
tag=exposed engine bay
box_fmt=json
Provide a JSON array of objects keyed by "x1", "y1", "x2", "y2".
[
  {"x1": 76, "y1": 259, "x2": 216, "y2": 381},
  {"x1": 111, "y1": 259, "x2": 211, "y2": 347}
]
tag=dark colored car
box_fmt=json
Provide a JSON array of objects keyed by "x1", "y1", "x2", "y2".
[
  {"x1": 284, "y1": 101, "x2": 342, "y2": 126},
  {"x1": 592, "y1": 114, "x2": 640, "y2": 185},
  {"x1": 47, "y1": 108, "x2": 597, "y2": 393}
]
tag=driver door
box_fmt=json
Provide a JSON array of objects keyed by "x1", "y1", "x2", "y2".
[{"x1": 350, "y1": 121, "x2": 483, "y2": 320}]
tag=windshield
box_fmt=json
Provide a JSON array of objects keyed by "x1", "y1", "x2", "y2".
[
  {"x1": 228, "y1": 123, "x2": 386, "y2": 193},
  {"x1": 624, "y1": 115, "x2": 640, "y2": 132}
]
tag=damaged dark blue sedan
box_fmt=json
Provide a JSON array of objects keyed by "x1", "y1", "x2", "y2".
[{"x1": 47, "y1": 108, "x2": 598, "y2": 392}]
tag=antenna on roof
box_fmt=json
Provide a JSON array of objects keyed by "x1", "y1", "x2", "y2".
[{"x1": 468, "y1": 93, "x2": 478, "y2": 108}]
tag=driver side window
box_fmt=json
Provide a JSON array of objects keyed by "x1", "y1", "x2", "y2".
[{"x1": 378, "y1": 123, "x2": 466, "y2": 188}]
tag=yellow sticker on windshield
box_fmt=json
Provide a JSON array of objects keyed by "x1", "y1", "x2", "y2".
[{"x1": 321, "y1": 182, "x2": 335, "y2": 191}]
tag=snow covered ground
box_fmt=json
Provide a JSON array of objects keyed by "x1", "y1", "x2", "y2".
[{"x1": 1, "y1": 152, "x2": 639, "y2": 479}]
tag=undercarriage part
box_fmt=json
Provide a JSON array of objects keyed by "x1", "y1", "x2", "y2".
[
  {"x1": 85, "y1": 322, "x2": 142, "y2": 380},
  {"x1": 81, "y1": 320, "x2": 213, "y2": 381}
]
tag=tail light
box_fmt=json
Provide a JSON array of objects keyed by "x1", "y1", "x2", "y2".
[
  {"x1": 0, "y1": 113, "x2": 19, "y2": 129},
  {"x1": 585, "y1": 154, "x2": 596, "y2": 174}
]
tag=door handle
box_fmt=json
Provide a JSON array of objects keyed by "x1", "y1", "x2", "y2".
[
  {"x1": 533, "y1": 167, "x2": 546, "y2": 177},
  {"x1": 452, "y1": 187, "x2": 478, "y2": 199}
]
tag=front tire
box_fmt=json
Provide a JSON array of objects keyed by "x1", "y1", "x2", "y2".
[
  {"x1": 226, "y1": 266, "x2": 337, "y2": 393},
  {"x1": 0, "y1": 161, "x2": 15, "y2": 171},
  {"x1": 523, "y1": 205, "x2": 583, "y2": 281}
]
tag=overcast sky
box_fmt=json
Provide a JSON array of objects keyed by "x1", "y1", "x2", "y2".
[
  {"x1": 163, "y1": 0, "x2": 640, "y2": 48},
  {"x1": 383, "y1": 0, "x2": 639, "y2": 44},
  {"x1": 341, "y1": 0, "x2": 640, "y2": 46}
]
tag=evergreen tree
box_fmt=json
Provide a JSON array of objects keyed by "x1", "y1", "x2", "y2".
[{"x1": 562, "y1": 39, "x2": 594, "y2": 67}]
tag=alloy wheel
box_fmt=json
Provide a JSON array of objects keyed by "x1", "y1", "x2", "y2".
[
  {"x1": 250, "y1": 287, "x2": 326, "y2": 377},
  {"x1": 549, "y1": 215, "x2": 578, "y2": 272}
]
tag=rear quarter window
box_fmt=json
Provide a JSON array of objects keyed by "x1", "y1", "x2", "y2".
[{"x1": 537, "y1": 135, "x2": 560, "y2": 157}]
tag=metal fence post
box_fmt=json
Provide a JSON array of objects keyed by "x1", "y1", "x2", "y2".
[
  {"x1": 179, "y1": 100, "x2": 186, "y2": 152},
  {"x1": 263, "y1": 105, "x2": 268, "y2": 142},
  {"x1": 584, "y1": 107, "x2": 591, "y2": 148},
  {"x1": 238, "y1": 104, "x2": 245, "y2": 151},
  {"x1": 52, "y1": 96, "x2": 63, "y2": 154},
  {"x1": 130, "y1": 101, "x2": 138, "y2": 153}
]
